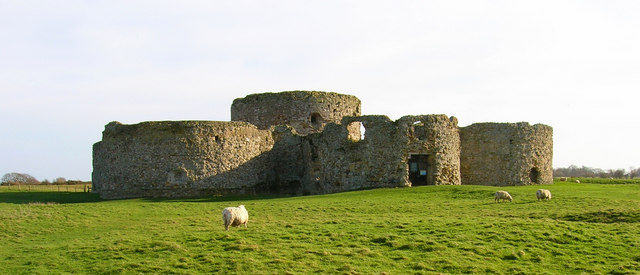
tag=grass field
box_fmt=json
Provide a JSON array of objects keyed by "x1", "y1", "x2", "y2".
[
  {"x1": 560, "y1": 177, "x2": 640, "y2": 185},
  {"x1": 1, "y1": 180, "x2": 639, "y2": 274}
]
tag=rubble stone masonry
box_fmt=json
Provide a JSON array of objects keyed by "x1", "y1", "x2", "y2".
[
  {"x1": 92, "y1": 121, "x2": 277, "y2": 199},
  {"x1": 460, "y1": 122, "x2": 553, "y2": 186},
  {"x1": 92, "y1": 91, "x2": 553, "y2": 199},
  {"x1": 231, "y1": 91, "x2": 361, "y2": 135}
]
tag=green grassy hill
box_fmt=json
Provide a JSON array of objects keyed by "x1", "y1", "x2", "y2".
[{"x1": 1, "y1": 181, "x2": 639, "y2": 274}]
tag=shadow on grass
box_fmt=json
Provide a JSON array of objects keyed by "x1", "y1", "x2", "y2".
[
  {"x1": 0, "y1": 191, "x2": 103, "y2": 204},
  {"x1": 142, "y1": 193, "x2": 290, "y2": 203},
  {"x1": 0, "y1": 190, "x2": 293, "y2": 204},
  {"x1": 558, "y1": 210, "x2": 640, "y2": 223}
]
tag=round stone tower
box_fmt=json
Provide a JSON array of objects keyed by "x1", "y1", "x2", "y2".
[
  {"x1": 231, "y1": 91, "x2": 361, "y2": 135},
  {"x1": 92, "y1": 121, "x2": 277, "y2": 199},
  {"x1": 459, "y1": 122, "x2": 553, "y2": 186}
]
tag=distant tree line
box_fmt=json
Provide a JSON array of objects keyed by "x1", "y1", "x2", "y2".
[
  {"x1": 554, "y1": 165, "x2": 640, "y2": 179},
  {"x1": 0, "y1": 172, "x2": 90, "y2": 186}
]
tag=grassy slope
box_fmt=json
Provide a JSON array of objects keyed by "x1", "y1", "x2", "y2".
[{"x1": 1, "y1": 181, "x2": 639, "y2": 274}]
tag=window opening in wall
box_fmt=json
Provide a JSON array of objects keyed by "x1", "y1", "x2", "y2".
[
  {"x1": 360, "y1": 124, "x2": 366, "y2": 140},
  {"x1": 310, "y1": 113, "x2": 322, "y2": 127},
  {"x1": 412, "y1": 121, "x2": 428, "y2": 141},
  {"x1": 529, "y1": 167, "x2": 540, "y2": 184},
  {"x1": 347, "y1": 122, "x2": 362, "y2": 141},
  {"x1": 408, "y1": 154, "x2": 434, "y2": 186}
]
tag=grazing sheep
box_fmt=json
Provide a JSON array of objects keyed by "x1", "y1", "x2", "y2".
[
  {"x1": 559, "y1": 177, "x2": 568, "y2": 182},
  {"x1": 536, "y1": 189, "x2": 552, "y2": 201},
  {"x1": 494, "y1": 191, "x2": 513, "y2": 202},
  {"x1": 575, "y1": 179, "x2": 580, "y2": 183},
  {"x1": 222, "y1": 205, "x2": 249, "y2": 231}
]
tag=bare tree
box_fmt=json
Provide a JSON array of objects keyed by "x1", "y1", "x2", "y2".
[
  {"x1": 609, "y1": 169, "x2": 626, "y2": 179},
  {"x1": 554, "y1": 165, "x2": 634, "y2": 179},
  {"x1": 53, "y1": 177, "x2": 67, "y2": 185},
  {"x1": 629, "y1": 167, "x2": 640, "y2": 179},
  {"x1": 1, "y1": 172, "x2": 40, "y2": 185}
]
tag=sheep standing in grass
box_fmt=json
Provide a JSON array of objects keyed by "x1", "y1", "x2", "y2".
[
  {"x1": 575, "y1": 179, "x2": 581, "y2": 183},
  {"x1": 536, "y1": 189, "x2": 552, "y2": 201},
  {"x1": 494, "y1": 191, "x2": 513, "y2": 202},
  {"x1": 222, "y1": 205, "x2": 249, "y2": 231}
]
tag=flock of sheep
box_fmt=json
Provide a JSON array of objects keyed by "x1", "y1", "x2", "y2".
[
  {"x1": 494, "y1": 189, "x2": 552, "y2": 202},
  {"x1": 221, "y1": 189, "x2": 553, "y2": 230},
  {"x1": 558, "y1": 177, "x2": 580, "y2": 183}
]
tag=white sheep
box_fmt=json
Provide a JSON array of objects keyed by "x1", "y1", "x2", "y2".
[
  {"x1": 575, "y1": 179, "x2": 580, "y2": 183},
  {"x1": 536, "y1": 189, "x2": 552, "y2": 201},
  {"x1": 222, "y1": 205, "x2": 249, "y2": 231},
  {"x1": 494, "y1": 191, "x2": 513, "y2": 202}
]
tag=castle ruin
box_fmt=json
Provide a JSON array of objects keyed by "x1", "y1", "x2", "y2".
[{"x1": 92, "y1": 91, "x2": 553, "y2": 199}]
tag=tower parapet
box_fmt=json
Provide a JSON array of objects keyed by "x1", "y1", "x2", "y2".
[{"x1": 231, "y1": 91, "x2": 361, "y2": 135}]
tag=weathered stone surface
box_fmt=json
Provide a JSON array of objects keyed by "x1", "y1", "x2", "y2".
[
  {"x1": 92, "y1": 91, "x2": 553, "y2": 199},
  {"x1": 93, "y1": 121, "x2": 279, "y2": 199},
  {"x1": 231, "y1": 91, "x2": 361, "y2": 135},
  {"x1": 300, "y1": 114, "x2": 461, "y2": 194},
  {"x1": 460, "y1": 122, "x2": 553, "y2": 186}
]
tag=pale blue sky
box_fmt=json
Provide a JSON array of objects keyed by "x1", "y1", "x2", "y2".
[{"x1": 1, "y1": 1, "x2": 639, "y2": 181}]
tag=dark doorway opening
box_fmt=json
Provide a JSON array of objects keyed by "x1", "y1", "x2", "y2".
[
  {"x1": 529, "y1": 167, "x2": 540, "y2": 184},
  {"x1": 408, "y1": 154, "x2": 434, "y2": 186}
]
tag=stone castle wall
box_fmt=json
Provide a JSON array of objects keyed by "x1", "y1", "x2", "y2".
[
  {"x1": 300, "y1": 115, "x2": 461, "y2": 194},
  {"x1": 92, "y1": 121, "x2": 282, "y2": 199},
  {"x1": 91, "y1": 115, "x2": 463, "y2": 199},
  {"x1": 460, "y1": 122, "x2": 553, "y2": 186},
  {"x1": 231, "y1": 91, "x2": 361, "y2": 135},
  {"x1": 398, "y1": 115, "x2": 462, "y2": 186},
  {"x1": 92, "y1": 91, "x2": 553, "y2": 199}
]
